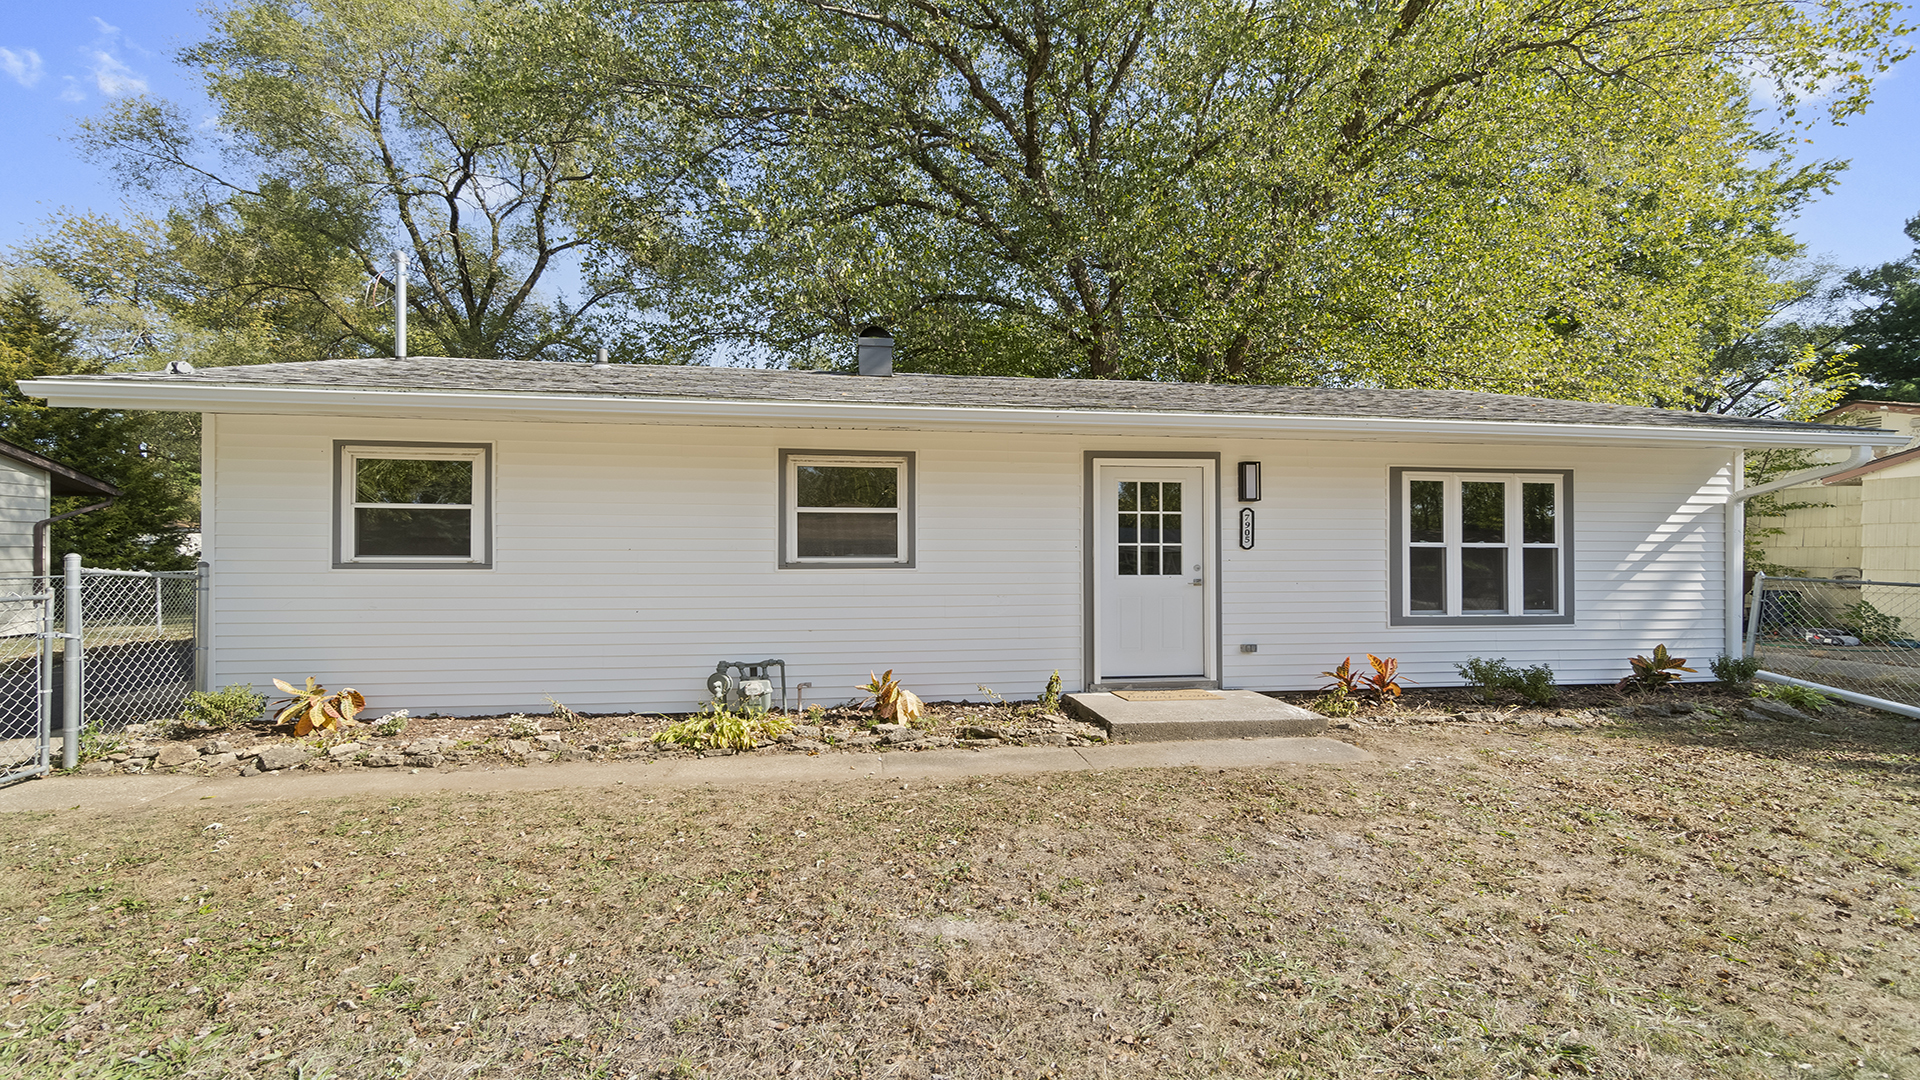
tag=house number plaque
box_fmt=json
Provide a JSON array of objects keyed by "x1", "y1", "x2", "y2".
[{"x1": 1239, "y1": 507, "x2": 1255, "y2": 549}]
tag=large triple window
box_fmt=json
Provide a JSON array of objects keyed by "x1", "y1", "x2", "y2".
[
  {"x1": 780, "y1": 451, "x2": 915, "y2": 567},
  {"x1": 1392, "y1": 470, "x2": 1570, "y2": 623},
  {"x1": 336, "y1": 443, "x2": 491, "y2": 568}
]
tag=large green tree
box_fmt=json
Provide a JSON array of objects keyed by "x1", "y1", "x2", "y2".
[
  {"x1": 0, "y1": 284, "x2": 199, "y2": 572},
  {"x1": 75, "y1": 0, "x2": 706, "y2": 363},
  {"x1": 570, "y1": 0, "x2": 1906, "y2": 394},
  {"x1": 1835, "y1": 213, "x2": 1920, "y2": 398}
]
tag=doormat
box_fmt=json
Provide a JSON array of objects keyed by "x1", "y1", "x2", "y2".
[{"x1": 1112, "y1": 689, "x2": 1222, "y2": 701}]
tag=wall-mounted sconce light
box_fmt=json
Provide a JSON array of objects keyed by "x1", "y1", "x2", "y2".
[{"x1": 1237, "y1": 461, "x2": 1261, "y2": 502}]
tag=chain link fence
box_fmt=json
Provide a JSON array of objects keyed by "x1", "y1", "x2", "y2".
[
  {"x1": 58, "y1": 566, "x2": 201, "y2": 734},
  {"x1": 1747, "y1": 574, "x2": 1920, "y2": 710},
  {"x1": 0, "y1": 575, "x2": 50, "y2": 785}
]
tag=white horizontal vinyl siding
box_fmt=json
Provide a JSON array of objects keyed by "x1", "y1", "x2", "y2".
[
  {"x1": 0, "y1": 459, "x2": 48, "y2": 577},
  {"x1": 209, "y1": 416, "x2": 1084, "y2": 714},
  {"x1": 1216, "y1": 441, "x2": 1733, "y2": 690},
  {"x1": 207, "y1": 414, "x2": 1734, "y2": 713}
]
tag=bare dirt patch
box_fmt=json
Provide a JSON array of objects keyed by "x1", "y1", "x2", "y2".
[{"x1": 5, "y1": 701, "x2": 1917, "y2": 1078}]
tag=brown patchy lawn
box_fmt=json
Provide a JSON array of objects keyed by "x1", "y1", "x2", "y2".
[{"x1": 3, "y1": 701, "x2": 1917, "y2": 1079}]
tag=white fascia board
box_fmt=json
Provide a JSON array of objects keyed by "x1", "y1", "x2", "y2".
[{"x1": 19, "y1": 377, "x2": 1910, "y2": 450}]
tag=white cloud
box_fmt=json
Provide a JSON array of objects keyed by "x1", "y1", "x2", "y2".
[
  {"x1": 90, "y1": 17, "x2": 120, "y2": 38},
  {"x1": 88, "y1": 50, "x2": 145, "y2": 96},
  {"x1": 0, "y1": 47, "x2": 43, "y2": 88},
  {"x1": 59, "y1": 75, "x2": 85, "y2": 102}
]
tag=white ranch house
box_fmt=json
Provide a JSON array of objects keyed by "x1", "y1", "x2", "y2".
[{"x1": 21, "y1": 357, "x2": 1904, "y2": 716}]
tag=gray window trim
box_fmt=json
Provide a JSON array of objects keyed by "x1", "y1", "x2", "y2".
[
  {"x1": 778, "y1": 449, "x2": 917, "y2": 569},
  {"x1": 333, "y1": 440, "x2": 494, "y2": 570},
  {"x1": 1388, "y1": 466, "x2": 1574, "y2": 627}
]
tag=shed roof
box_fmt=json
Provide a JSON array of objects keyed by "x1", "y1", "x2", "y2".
[
  {"x1": 20, "y1": 357, "x2": 1908, "y2": 448},
  {"x1": 0, "y1": 438, "x2": 120, "y2": 498}
]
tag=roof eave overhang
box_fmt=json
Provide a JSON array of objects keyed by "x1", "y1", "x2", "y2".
[{"x1": 20, "y1": 378, "x2": 1907, "y2": 450}]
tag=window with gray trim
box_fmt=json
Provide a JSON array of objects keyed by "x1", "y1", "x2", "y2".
[
  {"x1": 780, "y1": 451, "x2": 914, "y2": 567},
  {"x1": 337, "y1": 443, "x2": 491, "y2": 567},
  {"x1": 1394, "y1": 470, "x2": 1568, "y2": 621}
]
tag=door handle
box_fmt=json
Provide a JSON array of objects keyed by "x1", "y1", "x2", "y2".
[{"x1": 1190, "y1": 578, "x2": 1204, "y2": 586}]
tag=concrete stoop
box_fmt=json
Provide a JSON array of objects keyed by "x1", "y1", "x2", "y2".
[{"x1": 1063, "y1": 689, "x2": 1326, "y2": 742}]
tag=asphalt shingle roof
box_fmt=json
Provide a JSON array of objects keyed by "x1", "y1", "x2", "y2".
[{"x1": 79, "y1": 356, "x2": 1870, "y2": 435}]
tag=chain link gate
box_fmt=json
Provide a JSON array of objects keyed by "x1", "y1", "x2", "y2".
[
  {"x1": 54, "y1": 561, "x2": 203, "y2": 740},
  {"x1": 0, "y1": 575, "x2": 52, "y2": 787},
  {"x1": 1745, "y1": 572, "x2": 1920, "y2": 717}
]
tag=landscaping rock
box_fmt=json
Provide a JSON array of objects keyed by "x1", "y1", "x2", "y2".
[
  {"x1": 364, "y1": 751, "x2": 405, "y2": 768},
  {"x1": 127, "y1": 745, "x2": 161, "y2": 760},
  {"x1": 404, "y1": 752, "x2": 445, "y2": 768},
  {"x1": 790, "y1": 725, "x2": 822, "y2": 739},
  {"x1": 239, "y1": 765, "x2": 260, "y2": 777},
  {"x1": 842, "y1": 736, "x2": 882, "y2": 749},
  {"x1": 327, "y1": 742, "x2": 362, "y2": 760},
  {"x1": 405, "y1": 737, "x2": 454, "y2": 755},
  {"x1": 80, "y1": 760, "x2": 113, "y2": 774},
  {"x1": 1744, "y1": 698, "x2": 1814, "y2": 724},
  {"x1": 154, "y1": 744, "x2": 200, "y2": 768},
  {"x1": 962, "y1": 725, "x2": 1006, "y2": 740},
  {"x1": 916, "y1": 736, "x2": 957, "y2": 749},
  {"x1": 255, "y1": 744, "x2": 312, "y2": 771},
  {"x1": 881, "y1": 727, "x2": 924, "y2": 745},
  {"x1": 503, "y1": 739, "x2": 533, "y2": 756},
  {"x1": 205, "y1": 752, "x2": 240, "y2": 768},
  {"x1": 1030, "y1": 733, "x2": 1070, "y2": 746},
  {"x1": 534, "y1": 734, "x2": 564, "y2": 751}
]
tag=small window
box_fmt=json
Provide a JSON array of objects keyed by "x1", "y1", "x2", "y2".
[
  {"x1": 781, "y1": 451, "x2": 914, "y2": 567},
  {"x1": 1392, "y1": 469, "x2": 1570, "y2": 624},
  {"x1": 336, "y1": 443, "x2": 490, "y2": 567}
]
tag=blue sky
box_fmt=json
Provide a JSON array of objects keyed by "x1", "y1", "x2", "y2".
[{"x1": 2, "y1": 5, "x2": 1917, "y2": 272}]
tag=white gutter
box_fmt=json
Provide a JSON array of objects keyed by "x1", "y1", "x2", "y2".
[
  {"x1": 16, "y1": 378, "x2": 1911, "y2": 450},
  {"x1": 1723, "y1": 443, "x2": 1877, "y2": 656}
]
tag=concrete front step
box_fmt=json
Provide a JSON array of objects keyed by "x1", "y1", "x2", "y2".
[{"x1": 1063, "y1": 689, "x2": 1327, "y2": 742}]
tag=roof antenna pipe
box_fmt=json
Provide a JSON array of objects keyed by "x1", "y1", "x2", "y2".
[{"x1": 394, "y1": 249, "x2": 408, "y2": 360}]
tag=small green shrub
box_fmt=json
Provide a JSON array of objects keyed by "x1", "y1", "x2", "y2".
[
  {"x1": 372, "y1": 710, "x2": 409, "y2": 737},
  {"x1": 1307, "y1": 685, "x2": 1359, "y2": 717},
  {"x1": 804, "y1": 704, "x2": 826, "y2": 724},
  {"x1": 1709, "y1": 653, "x2": 1762, "y2": 686},
  {"x1": 653, "y1": 701, "x2": 793, "y2": 750},
  {"x1": 1456, "y1": 657, "x2": 1519, "y2": 703},
  {"x1": 1753, "y1": 682, "x2": 1831, "y2": 714},
  {"x1": 1455, "y1": 657, "x2": 1557, "y2": 705},
  {"x1": 1841, "y1": 600, "x2": 1904, "y2": 645},
  {"x1": 173, "y1": 684, "x2": 270, "y2": 733},
  {"x1": 505, "y1": 714, "x2": 543, "y2": 739},
  {"x1": 1512, "y1": 664, "x2": 1558, "y2": 705}
]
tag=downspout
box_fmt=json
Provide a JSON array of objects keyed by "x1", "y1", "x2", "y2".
[
  {"x1": 33, "y1": 499, "x2": 115, "y2": 582},
  {"x1": 1723, "y1": 443, "x2": 1877, "y2": 656}
]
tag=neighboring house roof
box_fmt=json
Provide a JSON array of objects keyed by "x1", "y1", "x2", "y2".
[
  {"x1": 1822, "y1": 442, "x2": 1920, "y2": 485},
  {"x1": 0, "y1": 438, "x2": 120, "y2": 498},
  {"x1": 20, "y1": 357, "x2": 1909, "y2": 449},
  {"x1": 1821, "y1": 400, "x2": 1920, "y2": 420}
]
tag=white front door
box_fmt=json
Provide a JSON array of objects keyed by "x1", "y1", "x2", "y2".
[{"x1": 1096, "y1": 464, "x2": 1210, "y2": 681}]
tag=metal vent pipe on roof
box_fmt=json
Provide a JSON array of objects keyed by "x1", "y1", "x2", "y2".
[{"x1": 857, "y1": 326, "x2": 893, "y2": 377}]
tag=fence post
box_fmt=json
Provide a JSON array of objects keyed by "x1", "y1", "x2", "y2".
[
  {"x1": 61, "y1": 553, "x2": 82, "y2": 770},
  {"x1": 1743, "y1": 571, "x2": 1765, "y2": 659},
  {"x1": 195, "y1": 561, "x2": 210, "y2": 693},
  {"x1": 37, "y1": 569, "x2": 52, "y2": 776}
]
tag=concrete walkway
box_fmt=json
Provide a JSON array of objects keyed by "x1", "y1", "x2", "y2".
[{"x1": 0, "y1": 736, "x2": 1372, "y2": 814}]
